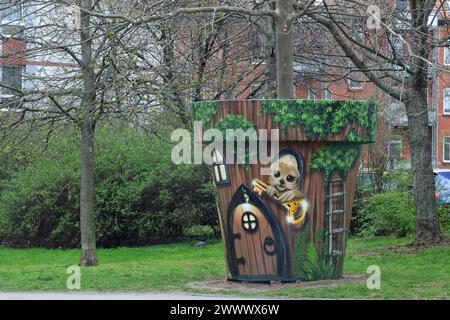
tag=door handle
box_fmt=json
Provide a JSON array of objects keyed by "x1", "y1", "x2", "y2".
[{"x1": 263, "y1": 236, "x2": 276, "y2": 256}]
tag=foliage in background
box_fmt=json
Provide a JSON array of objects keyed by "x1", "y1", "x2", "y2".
[
  {"x1": 353, "y1": 168, "x2": 450, "y2": 237},
  {"x1": 191, "y1": 101, "x2": 220, "y2": 126},
  {"x1": 0, "y1": 124, "x2": 218, "y2": 248},
  {"x1": 438, "y1": 205, "x2": 450, "y2": 233},
  {"x1": 358, "y1": 191, "x2": 416, "y2": 238}
]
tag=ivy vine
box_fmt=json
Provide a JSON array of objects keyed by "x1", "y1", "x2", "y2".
[
  {"x1": 310, "y1": 144, "x2": 361, "y2": 177},
  {"x1": 310, "y1": 131, "x2": 366, "y2": 177},
  {"x1": 261, "y1": 99, "x2": 377, "y2": 142},
  {"x1": 192, "y1": 99, "x2": 377, "y2": 174},
  {"x1": 214, "y1": 114, "x2": 257, "y2": 170},
  {"x1": 215, "y1": 114, "x2": 256, "y2": 139}
]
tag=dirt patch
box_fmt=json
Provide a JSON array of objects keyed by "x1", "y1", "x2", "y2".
[
  {"x1": 350, "y1": 239, "x2": 450, "y2": 256},
  {"x1": 187, "y1": 275, "x2": 366, "y2": 293},
  {"x1": 350, "y1": 248, "x2": 382, "y2": 256},
  {"x1": 388, "y1": 239, "x2": 450, "y2": 255}
]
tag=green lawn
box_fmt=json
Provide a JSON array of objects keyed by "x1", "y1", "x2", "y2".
[{"x1": 0, "y1": 236, "x2": 449, "y2": 299}]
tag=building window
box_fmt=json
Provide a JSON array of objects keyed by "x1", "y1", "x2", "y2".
[
  {"x1": 444, "y1": 47, "x2": 450, "y2": 65},
  {"x1": 349, "y1": 72, "x2": 363, "y2": 89},
  {"x1": 395, "y1": 0, "x2": 408, "y2": 11},
  {"x1": 444, "y1": 137, "x2": 450, "y2": 162},
  {"x1": 212, "y1": 149, "x2": 229, "y2": 186},
  {"x1": 389, "y1": 34, "x2": 404, "y2": 58},
  {"x1": 1, "y1": 1, "x2": 22, "y2": 22},
  {"x1": 324, "y1": 88, "x2": 333, "y2": 100},
  {"x1": 1, "y1": 1, "x2": 24, "y2": 37},
  {"x1": 444, "y1": 89, "x2": 450, "y2": 114},
  {"x1": 1, "y1": 65, "x2": 22, "y2": 96},
  {"x1": 389, "y1": 136, "x2": 403, "y2": 160},
  {"x1": 307, "y1": 88, "x2": 316, "y2": 100},
  {"x1": 249, "y1": 83, "x2": 264, "y2": 99},
  {"x1": 354, "y1": 24, "x2": 364, "y2": 43}
]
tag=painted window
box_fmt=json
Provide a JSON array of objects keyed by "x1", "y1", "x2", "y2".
[
  {"x1": 444, "y1": 137, "x2": 450, "y2": 163},
  {"x1": 241, "y1": 212, "x2": 258, "y2": 232},
  {"x1": 212, "y1": 149, "x2": 229, "y2": 186},
  {"x1": 349, "y1": 72, "x2": 363, "y2": 89},
  {"x1": 444, "y1": 89, "x2": 450, "y2": 114},
  {"x1": 1, "y1": 65, "x2": 22, "y2": 96}
]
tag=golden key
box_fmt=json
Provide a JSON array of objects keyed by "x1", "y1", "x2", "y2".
[{"x1": 252, "y1": 178, "x2": 307, "y2": 225}]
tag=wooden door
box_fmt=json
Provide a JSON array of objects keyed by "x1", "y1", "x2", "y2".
[
  {"x1": 227, "y1": 185, "x2": 290, "y2": 281},
  {"x1": 231, "y1": 203, "x2": 278, "y2": 276}
]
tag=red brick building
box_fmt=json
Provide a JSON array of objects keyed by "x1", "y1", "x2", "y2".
[{"x1": 234, "y1": 1, "x2": 450, "y2": 172}]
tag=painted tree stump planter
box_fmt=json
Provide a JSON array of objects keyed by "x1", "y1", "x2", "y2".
[{"x1": 192, "y1": 99, "x2": 377, "y2": 282}]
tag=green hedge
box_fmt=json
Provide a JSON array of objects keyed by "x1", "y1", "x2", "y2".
[
  {"x1": 355, "y1": 190, "x2": 450, "y2": 238},
  {"x1": 357, "y1": 191, "x2": 416, "y2": 238},
  {"x1": 0, "y1": 125, "x2": 218, "y2": 248}
]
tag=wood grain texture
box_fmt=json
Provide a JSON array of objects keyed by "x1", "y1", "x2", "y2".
[{"x1": 209, "y1": 101, "x2": 364, "y2": 280}]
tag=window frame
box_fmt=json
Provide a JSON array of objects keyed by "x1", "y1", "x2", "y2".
[
  {"x1": 324, "y1": 88, "x2": 333, "y2": 100},
  {"x1": 1, "y1": 1, "x2": 23, "y2": 23},
  {"x1": 212, "y1": 149, "x2": 230, "y2": 187},
  {"x1": 1, "y1": 1, "x2": 24, "y2": 38},
  {"x1": 444, "y1": 47, "x2": 450, "y2": 66},
  {"x1": 444, "y1": 88, "x2": 450, "y2": 115},
  {"x1": 444, "y1": 137, "x2": 450, "y2": 163},
  {"x1": 307, "y1": 88, "x2": 316, "y2": 100},
  {"x1": 388, "y1": 136, "x2": 403, "y2": 160},
  {"x1": 0, "y1": 64, "x2": 23, "y2": 96},
  {"x1": 348, "y1": 72, "x2": 363, "y2": 90}
]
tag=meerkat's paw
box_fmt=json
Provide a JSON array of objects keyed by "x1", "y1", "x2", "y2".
[
  {"x1": 266, "y1": 186, "x2": 278, "y2": 198},
  {"x1": 278, "y1": 190, "x2": 305, "y2": 203},
  {"x1": 277, "y1": 190, "x2": 297, "y2": 203},
  {"x1": 295, "y1": 190, "x2": 305, "y2": 200}
]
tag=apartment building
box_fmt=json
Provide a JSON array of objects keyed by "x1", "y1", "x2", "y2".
[{"x1": 1, "y1": 1, "x2": 76, "y2": 107}]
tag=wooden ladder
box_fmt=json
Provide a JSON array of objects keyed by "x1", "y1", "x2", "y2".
[{"x1": 325, "y1": 177, "x2": 347, "y2": 258}]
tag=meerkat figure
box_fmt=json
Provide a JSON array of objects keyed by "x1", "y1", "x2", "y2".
[{"x1": 266, "y1": 160, "x2": 305, "y2": 203}]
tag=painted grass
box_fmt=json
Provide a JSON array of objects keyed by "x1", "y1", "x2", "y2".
[{"x1": 0, "y1": 236, "x2": 449, "y2": 299}]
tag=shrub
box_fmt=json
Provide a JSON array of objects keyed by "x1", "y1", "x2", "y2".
[
  {"x1": 438, "y1": 205, "x2": 450, "y2": 233},
  {"x1": 0, "y1": 125, "x2": 218, "y2": 248},
  {"x1": 357, "y1": 191, "x2": 415, "y2": 238}
]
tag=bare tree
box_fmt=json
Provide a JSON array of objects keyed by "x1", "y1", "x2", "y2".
[
  {"x1": 1, "y1": 0, "x2": 267, "y2": 263},
  {"x1": 298, "y1": 0, "x2": 446, "y2": 244}
]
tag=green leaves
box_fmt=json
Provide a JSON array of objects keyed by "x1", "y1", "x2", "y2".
[
  {"x1": 310, "y1": 143, "x2": 361, "y2": 177},
  {"x1": 215, "y1": 114, "x2": 256, "y2": 135},
  {"x1": 215, "y1": 114, "x2": 257, "y2": 170},
  {"x1": 191, "y1": 101, "x2": 219, "y2": 125},
  {"x1": 261, "y1": 99, "x2": 378, "y2": 142}
]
